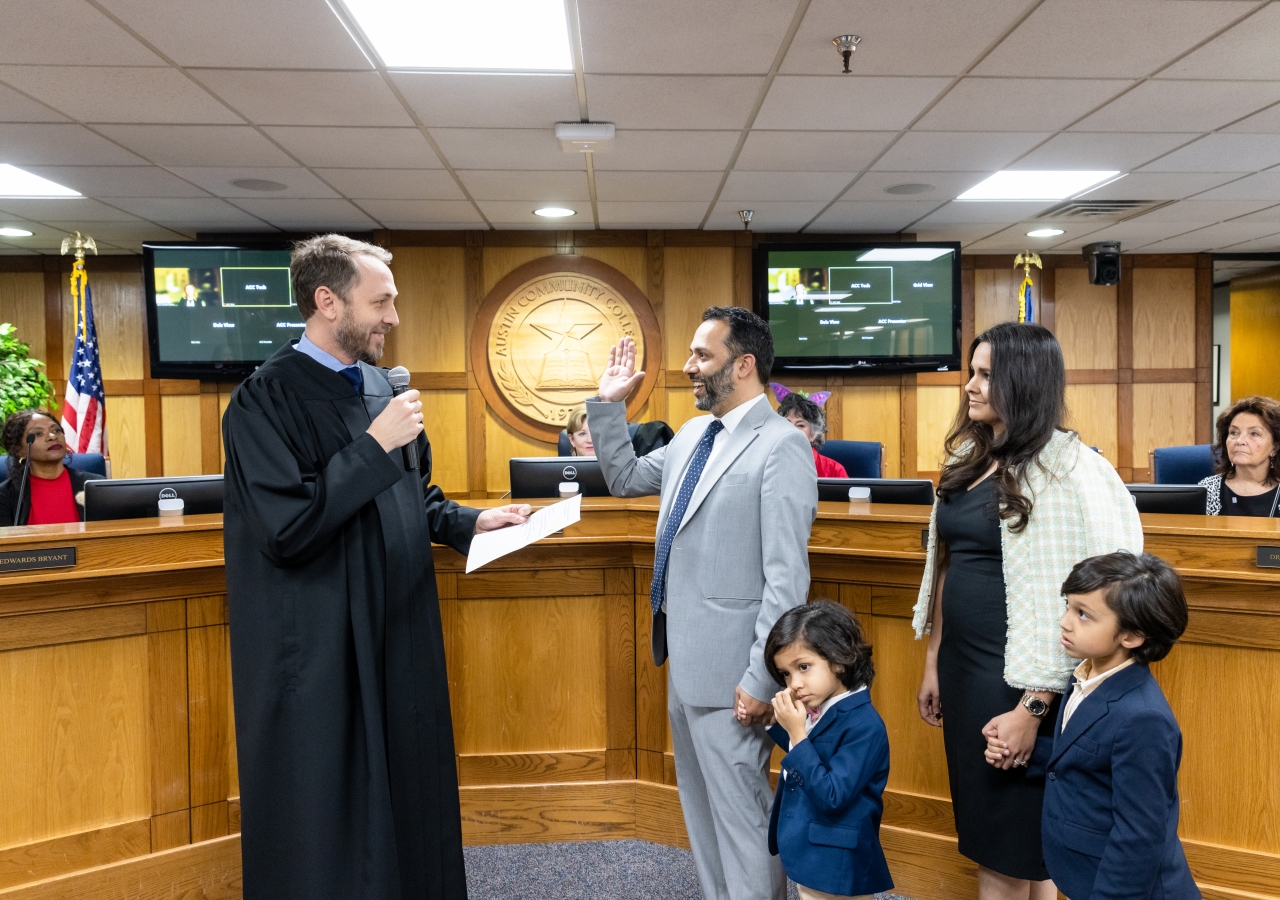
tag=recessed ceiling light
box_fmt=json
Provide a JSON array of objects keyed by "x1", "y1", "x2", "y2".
[
  {"x1": 884, "y1": 183, "x2": 934, "y2": 195},
  {"x1": 338, "y1": 0, "x2": 572, "y2": 70},
  {"x1": 957, "y1": 171, "x2": 1121, "y2": 201},
  {"x1": 231, "y1": 178, "x2": 288, "y2": 191},
  {"x1": 858, "y1": 248, "x2": 953, "y2": 262},
  {"x1": 0, "y1": 227, "x2": 33, "y2": 237},
  {"x1": 534, "y1": 207, "x2": 576, "y2": 218},
  {"x1": 1027, "y1": 228, "x2": 1065, "y2": 237},
  {"x1": 0, "y1": 164, "x2": 80, "y2": 198}
]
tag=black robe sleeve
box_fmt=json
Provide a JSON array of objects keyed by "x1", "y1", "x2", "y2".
[{"x1": 418, "y1": 441, "x2": 481, "y2": 556}]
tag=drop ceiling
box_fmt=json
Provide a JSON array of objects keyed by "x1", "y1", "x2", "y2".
[{"x1": 2, "y1": 0, "x2": 1280, "y2": 255}]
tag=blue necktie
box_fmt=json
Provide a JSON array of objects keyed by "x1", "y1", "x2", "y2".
[
  {"x1": 649, "y1": 419, "x2": 724, "y2": 615},
  {"x1": 338, "y1": 365, "x2": 363, "y2": 396}
]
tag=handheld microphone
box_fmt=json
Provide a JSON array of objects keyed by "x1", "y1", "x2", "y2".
[
  {"x1": 13, "y1": 433, "x2": 36, "y2": 526},
  {"x1": 386, "y1": 366, "x2": 419, "y2": 471}
]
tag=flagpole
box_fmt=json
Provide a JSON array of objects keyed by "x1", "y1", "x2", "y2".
[{"x1": 60, "y1": 232, "x2": 109, "y2": 476}]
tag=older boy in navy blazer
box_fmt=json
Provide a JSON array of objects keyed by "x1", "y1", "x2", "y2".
[{"x1": 985, "y1": 552, "x2": 1199, "y2": 900}]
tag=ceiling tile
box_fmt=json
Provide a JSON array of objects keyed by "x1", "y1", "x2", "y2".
[
  {"x1": 0, "y1": 66, "x2": 240, "y2": 125},
  {"x1": 585, "y1": 75, "x2": 762, "y2": 130},
  {"x1": 1224, "y1": 203, "x2": 1280, "y2": 223},
  {"x1": 591, "y1": 130, "x2": 741, "y2": 171},
  {"x1": 92, "y1": 125, "x2": 295, "y2": 167},
  {"x1": 0, "y1": 198, "x2": 146, "y2": 222},
  {"x1": 808, "y1": 200, "x2": 941, "y2": 232},
  {"x1": 1074, "y1": 172, "x2": 1245, "y2": 200},
  {"x1": 754, "y1": 77, "x2": 950, "y2": 131},
  {"x1": 706, "y1": 201, "x2": 825, "y2": 230},
  {"x1": 474, "y1": 200, "x2": 589, "y2": 224},
  {"x1": 915, "y1": 78, "x2": 1134, "y2": 132},
  {"x1": 872, "y1": 132, "x2": 1049, "y2": 172},
  {"x1": 1161, "y1": 4, "x2": 1280, "y2": 80},
  {"x1": 0, "y1": 124, "x2": 146, "y2": 165},
  {"x1": 457, "y1": 170, "x2": 589, "y2": 202},
  {"x1": 915, "y1": 200, "x2": 1058, "y2": 226},
  {"x1": 193, "y1": 70, "x2": 412, "y2": 127},
  {"x1": 1141, "y1": 220, "x2": 1280, "y2": 251},
  {"x1": 720, "y1": 171, "x2": 855, "y2": 202},
  {"x1": 431, "y1": 129, "x2": 584, "y2": 170},
  {"x1": 40, "y1": 221, "x2": 187, "y2": 243},
  {"x1": 227, "y1": 198, "x2": 379, "y2": 230},
  {"x1": 392, "y1": 73, "x2": 579, "y2": 128},
  {"x1": 841, "y1": 171, "x2": 990, "y2": 202},
  {"x1": 168, "y1": 167, "x2": 339, "y2": 199},
  {"x1": 595, "y1": 201, "x2": 709, "y2": 227},
  {"x1": 96, "y1": 0, "x2": 372, "y2": 69},
  {"x1": 1139, "y1": 134, "x2": 1280, "y2": 172},
  {"x1": 263, "y1": 127, "x2": 441, "y2": 169},
  {"x1": 782, "y1": 0, "x2": 1034, "y2": 77},
  {"x1": 593, "y1": 171, "x2": 722, "y2": 202},
  {"x1": 914, "y1": 225, "x2": 1004, "y2": 245},
  {"x1": 1071, "y1": 80, "x2": 1280, "y2": 133},
  {"x1": 1123, "y1": 199, "x2": 1274, "y2": 224},
  {"x1": 316, "y1": 168, "x2": 464, "y2": 200},
  {"x1": 0, "y1": 82, "x2": 67, "y2": 123},
  {"x1": 735, "y1": 131, "x2": 894, "y2": 172},
  {"x1": 962, "y1": 221, "x2": 1122, "y2": 252},
  {"x1": 21, "y1": 166, "x2": 210, "y2": 198},
  {"x1": 1196, "y1": 172, "x2": 1280, "y2": 200},
  {"x1": 107, "y1": 197, "x2": 272, "y2": 227},
  {"x1": 1213, "y1": 231, "x2": 1280, "y2": 251},
  {"x1": 1064, "y1": 220, "x2": 1205, "y2": 248},
  {"x1": 579, "y1": 0, "x2": 795, "y2": 75},
  {"x1": 352, "y1": 199, "x2": 484, "y2": 225},
  {"x1": 379, "y1": 221, "x2": 479, "y2": 231},
  {"x1": 1013, "y1": 132, "x2": 1195, "y2": 171},
  {"x1": 1223, "y1": 102, "x2": 1280, "y2": 134},
  {"x1": 973, "y1": 0, "x2": 1257, "y2": 78},
  {"x1": 0, "y1": 0, "x2": 164, "y2": 65}
]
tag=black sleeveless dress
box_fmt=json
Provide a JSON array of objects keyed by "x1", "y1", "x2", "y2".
[{"x1": 936, "y1": 477, "x2": 1057, "y2": 881}]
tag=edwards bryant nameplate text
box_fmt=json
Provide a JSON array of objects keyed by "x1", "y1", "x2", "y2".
[
  {"x1": 0, "y1": 546, "x2": 77, "y2": 573},
  {"x1": 1258, "y1": 546, "x2": 1280, "y2": 569}
]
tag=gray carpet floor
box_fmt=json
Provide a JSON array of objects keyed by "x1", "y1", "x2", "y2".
[{"x1": 464, "y1": 840, "x2": 909, "y2": 900}]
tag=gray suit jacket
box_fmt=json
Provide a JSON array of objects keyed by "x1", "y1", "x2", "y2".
[{"x1": 586, "y1": 396, "x2": 817, "y2": 708}]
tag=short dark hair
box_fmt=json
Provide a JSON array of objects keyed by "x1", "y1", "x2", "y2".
[
  {"x1": 2, "y1": 409, "x2": 57, "y2": 477},
  {"x1": 1212, "y1": 395, "x2": 1280, "y2": 481},
  {"x1": 777, "y1": 393, "x2": 827, "y2": 448},
  {"x1": 765, "y1": 600, "x2": 874, "y2": 690},
  {"x1": 1060, "y1": 551, "x2": 1188, "y2": 664},
  {"x1": 290, "y1": 234, "x2": 393, "y2": 319},
  {"x1": 701, "y1": 306, "x2": 774, "y2": 384}
]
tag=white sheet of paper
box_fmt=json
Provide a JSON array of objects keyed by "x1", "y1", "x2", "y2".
[{"x1": 465, "y1": 493, "x2": 582, "y2": 574}]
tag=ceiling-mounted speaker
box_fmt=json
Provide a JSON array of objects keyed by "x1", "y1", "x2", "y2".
[{"x1": 1082, "y1": 241, "x2": 1121, "y2": 286}]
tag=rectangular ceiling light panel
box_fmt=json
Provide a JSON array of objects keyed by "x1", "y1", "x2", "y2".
[
  {"x1": 0, "y1": 164, "x2": 80, "y2": 197},
  {"x1": 857, "y1": 247, "x2": 953, "y2": 262},
  {"x1": 957, "y1": 170, "x2": 1121, "y2": 201},
  {"x1": 338, "y1": 0, "x2": 573, "y2": 70}
]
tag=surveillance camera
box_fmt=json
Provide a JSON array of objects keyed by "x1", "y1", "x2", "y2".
[{"x1": 1082, "y1": 241, "x2": 1121, "y2": 286}]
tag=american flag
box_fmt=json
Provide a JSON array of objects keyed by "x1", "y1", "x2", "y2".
[{"x1": 61, "y1": 260, "x2": 106, "y2": 454}]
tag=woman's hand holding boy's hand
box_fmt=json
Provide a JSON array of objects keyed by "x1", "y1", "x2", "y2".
[
  {"x1": 772, "y1": 689, "x2": 810, "y2": 747},
  {"x1": 981, "y1": 704, "x2": 1042, "y2": 770}
]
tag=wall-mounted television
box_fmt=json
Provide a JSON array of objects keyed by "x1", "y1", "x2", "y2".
[
  {"x1": 754, "y1": 242, "x2": 962, "y2": 374},
  {"x1": 144, "y1": 241, "x2": 302, "y2": 379}
]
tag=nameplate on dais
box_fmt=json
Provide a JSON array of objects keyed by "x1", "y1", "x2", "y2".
[
  {"x1": 0, "y1": 546, "x2": 77, "y2": 573},
  {"x1": 1257, "y1": 545, "x2": 1280, "y2": 568}
]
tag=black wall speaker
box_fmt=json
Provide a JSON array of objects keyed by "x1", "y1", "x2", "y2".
[{"x1": 1082, "y1": 241, "x2": 1121, "y2": 286}]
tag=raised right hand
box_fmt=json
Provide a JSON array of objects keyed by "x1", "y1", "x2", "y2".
[
  {"x1": 367, "y1": 389, "x2": 423, "y2": 451},
  {"x1": 597, "y1": 337, "x2": 645, "y2": 403},
  {"x1": 917, "y1": 660, "x2": 942, "y2": 727}
]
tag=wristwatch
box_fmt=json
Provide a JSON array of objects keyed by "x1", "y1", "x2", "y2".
[{"x1": 1020, "y1": 694, "x2": 1050, "y2": 718}]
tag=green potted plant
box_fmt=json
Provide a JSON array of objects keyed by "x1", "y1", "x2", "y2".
[{"x1": 0, "y1": 322, "x2": 57, "y2": 434}]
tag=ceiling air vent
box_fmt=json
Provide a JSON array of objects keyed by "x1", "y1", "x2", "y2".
[{"x1": 1033, "y1": 199, "x2": 1169, "y2": 220}]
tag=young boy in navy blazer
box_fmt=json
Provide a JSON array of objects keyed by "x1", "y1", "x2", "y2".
[
  {"x1": 985, "y1": 551, "x2": 1199, "y2": 900},
  {"x1": 765, "y1": 601, "x2": 893, "y2": 900}
]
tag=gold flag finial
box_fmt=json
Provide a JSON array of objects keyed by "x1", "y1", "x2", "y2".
[
  {"x1": 60, "y1": 231, "x2": 97, "y2": 260},
  {"x1": 1013, "y1": 251, "x2": 1042, "y2": 277}
]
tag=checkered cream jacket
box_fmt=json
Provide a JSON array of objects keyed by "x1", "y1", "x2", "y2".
[{"x1": 912, "y1": 430, "x2": 1144, "y2": 692}]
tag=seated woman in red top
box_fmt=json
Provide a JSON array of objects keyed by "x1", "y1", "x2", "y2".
[
  {"x1": 0, "y1": 410, "x2": 102, "y2": 526},
  {"x1": 777, "y1": 393, "x2": 847, "y2": 478}
]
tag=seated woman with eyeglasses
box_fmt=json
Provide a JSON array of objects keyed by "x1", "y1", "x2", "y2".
[{"x1": 0, "y1": 410, "x2": 103, "y2": 526}]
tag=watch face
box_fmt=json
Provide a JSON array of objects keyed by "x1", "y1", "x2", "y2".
[{"x1": 1028, "y1": 698, "x2": 1048, "y2": 716}]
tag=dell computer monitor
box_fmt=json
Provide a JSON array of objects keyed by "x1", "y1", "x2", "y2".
[
  {"x1": 84, "y1": 475, "x2": 224, "y2": 522},
  {"x1": 1125, "y1": 484, "x2": 1208, "y2": 516},
  {"x1": 817, "y1": 477, "x2": 936, "y2": 505},
  {"x1": 509, "y1": 457, "x2": 611, "y2": 500}
]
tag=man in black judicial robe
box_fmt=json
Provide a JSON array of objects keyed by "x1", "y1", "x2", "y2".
[{"x1": 222, "y1": 235, "x2": 529, "y2": 900}]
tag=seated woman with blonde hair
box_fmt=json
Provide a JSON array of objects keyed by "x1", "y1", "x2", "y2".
[{"x1": 565, "y1": 406, "x2": 594, "y2": 456}]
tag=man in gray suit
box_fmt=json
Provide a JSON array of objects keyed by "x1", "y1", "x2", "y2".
[{"x1": 587, "y1": 307, "x2": 817, "y2": 900}]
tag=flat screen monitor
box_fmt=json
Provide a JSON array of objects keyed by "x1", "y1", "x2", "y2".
[
  {"x1": 1125, "y1": 484, "x2": 1208, "y2": 515},
  {"x1": 817, "y1": 478, "x2": 936, "y2": 505},
  {"x1": 144, "y1": 241, "x2": 302, "y2": 379},
  {"x1": 84, "y1": 475, "x2": 224, "y2": 521},
  {"x1": 509, "y1": 457, "x2": 611, "y2": 499},
  {"x1": 755, "y1": 242, "x2": 962, "y2": 374}
]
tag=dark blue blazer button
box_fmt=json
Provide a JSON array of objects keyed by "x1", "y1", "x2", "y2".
[{"x1": 1048, "y1": 772, "x2": 1057, "y2": 780}]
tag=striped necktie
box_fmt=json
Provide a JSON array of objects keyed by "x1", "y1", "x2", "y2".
[{"x1": 649, "y1": 419, "x2": 724, "y2": 615}]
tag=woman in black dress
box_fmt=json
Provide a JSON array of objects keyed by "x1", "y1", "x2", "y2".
[
  {"x1": 912, "y1": 323, "x2": 1142, "y2": 900},
  {"x1": 1199, "y1": 395, "x2": 1280, "y2": 517}
]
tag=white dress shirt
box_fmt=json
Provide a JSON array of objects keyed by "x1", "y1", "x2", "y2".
[{"x1": 1061, "y1": 658, "x2": 1135, "y2": 731}]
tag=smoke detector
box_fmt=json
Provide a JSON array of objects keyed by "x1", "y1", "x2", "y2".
[{"x1": 556, "y1": 122, "x2": 615, "y2": 153}]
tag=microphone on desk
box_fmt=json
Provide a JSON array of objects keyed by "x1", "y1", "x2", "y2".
[
  {"x1": 386, "y1": 366, "x2": 419, "y2": 471},
  {"x1": 13, "y1": 433, "x2": 36, "y2": 526}
]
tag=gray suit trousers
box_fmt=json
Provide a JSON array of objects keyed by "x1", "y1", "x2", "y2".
[{"x1": 668, "y1": 670, "x2": 786, "y2": 900}]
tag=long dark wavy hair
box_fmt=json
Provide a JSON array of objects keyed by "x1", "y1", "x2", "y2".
[{"x1": 937, "y1": 322, "x2": 1067, "y2": 533}]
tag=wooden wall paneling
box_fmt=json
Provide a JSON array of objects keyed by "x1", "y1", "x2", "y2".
[
  {"x1": 0, "y1": 272, "x2": 47, "y2": 371},
  {"x1": 1228, "y1": 272, "x2": 1280, "y2": 404},
  {"x1": 158, "y1": 394, "x2": 202, "y2": 477},
  {"x1": 485, "y1": 409, "x2": 554, "y2": 495},
  {"x1": 1038, "y1": 266, "x2": 1055, "y2": 335},
  {"x1": 733, "y1": 232, "x2": 752, "y2": 309},
  {"x1": 190, "y1": 802, "x2": 229, "y2": 844},
  {"x1": 604, "y1": 568, "x2": 637, "y2": 781},
  {"x1": 216, "y1": 388, "x2": 233, "y2": 471},
  {"x1": 101, "y1": 395, "x2": 146, "y2": 480},
  {"x1": 384, "y1": 246, "x2": 467, "y2": 372},
  {"x1": 1055, "y1": 268, "x2": 1118, "y2": 369},
  {"x1": 465, "y1": 239, "x2": 487, "y2": 498},
  {"x1": 842, "y1": 385, "x2": 903, "y2": 477},
  {"x1": 0, "y1": 819, "x2": 151, "y2": 891},
  {"x1": 643, "y1": 233, "x2": 667, "y2": 424},
  {"x1": 1194, "y1": 255, "x2": 1213, "y2": 443},
  {"x1": 147, "y1": 628, "x2": 189, "y2": 818},
  {"x1": 481, "y1": 246, "x2": 556, "y2": 296},
  {"x1": 187, "y1": 622, "x2": 230, "y2": 809},
  {"x1": 42, "y1": 259, "x2": 63, "y2": 389},
  {"x1": 0, "y1": 637, "x2": 151, "y2": 849},
  {"x1": 1133, "y1": 383, "x2": 1197, "y2": 482},
  {"x1": 0, "y1": 605, "x2": 145, "y2": 654},
  {"x1": 664, "y1": 385, "x2": 699, "y2": 434},
  {"x1": 901, "y1": 380, "x2": 918, "y2": 479},
  {"x1": 960, "y1": 266, "x2": 975, "y2": 372},
  {"x1": 198, "y1": 385, "x2": 221, "y2": 476},
  {"x1": 634, "y1": 571, "x2": 668, "y2": 784},
  {"x1": 1117, "y1": 265, "x2": 1135, "y2": 480},
  {"x1": 64, "y1": 268, "x2": 145, "y2": 382},
  {"x1": 1133, "y1": 268, "x2": 1196, "y2": 370},
  {"x1": 663, "y1": 246, "x2": 733, "y2": 369},
  {"x1": 458, "y1": 782, "x2": 636, "y2": 845},
  {"x1": 422, "y1": 390, "x2": 469, "y2": 494},
  {"x1": 973, "y1": 266, "x2": 1030, "y2": 334},
  {"x1": 1065, "y1": 384, "x2": 1120, "y2": 466},
  {"x1": 579, "y1": 247, "x2": 649, "y2": 297},
  {"x1": 916, "y1": 384, "x2": 960, "y2": 475}
]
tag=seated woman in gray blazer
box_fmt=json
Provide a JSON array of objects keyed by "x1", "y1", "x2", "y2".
[{"x1": 1199, "y1": 395, "x2": 1280, "y2": 517}]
